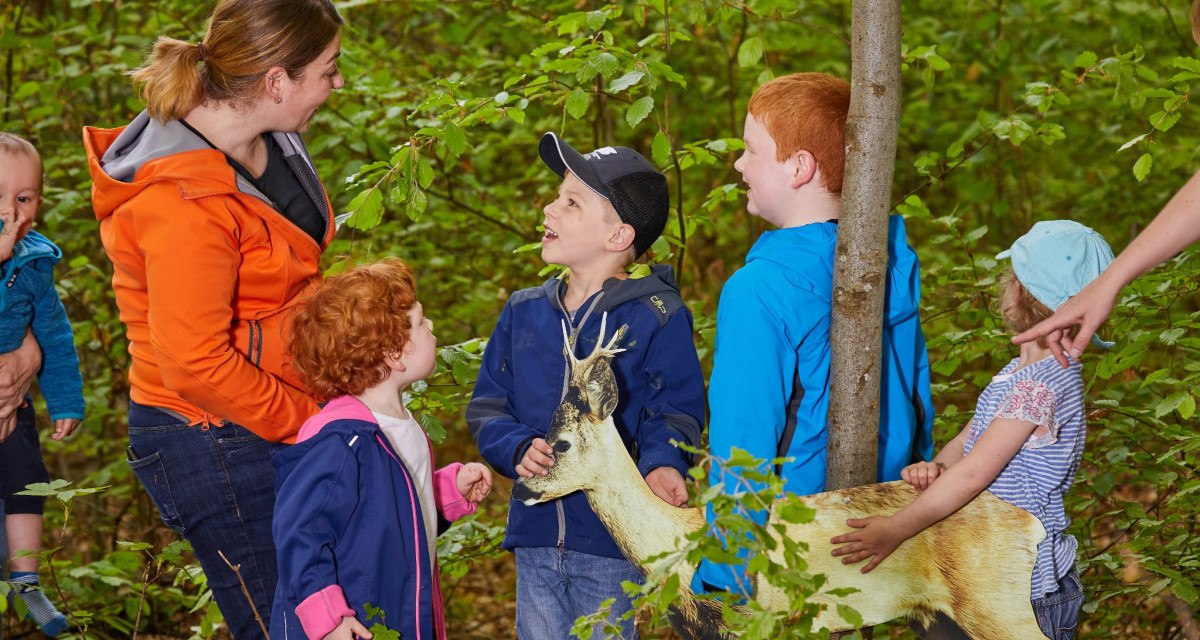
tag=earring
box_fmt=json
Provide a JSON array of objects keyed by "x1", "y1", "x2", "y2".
[{"x1": 275, "y1": 97, "x2": 282, "y2": 104}]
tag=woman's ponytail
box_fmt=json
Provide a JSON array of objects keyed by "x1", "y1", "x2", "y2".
[{"x1": 129, "y1": 37, "x2": 205, "y2": 122}]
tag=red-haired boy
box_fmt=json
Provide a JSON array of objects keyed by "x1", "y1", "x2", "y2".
[
  {"x1": 270, "y1": 258, "x2": 492, "y2": 640},
  {"x1": 696, "y1": 73, "x2": 935, "y2": 597}
]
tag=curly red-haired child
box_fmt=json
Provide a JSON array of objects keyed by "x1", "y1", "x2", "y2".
[{"x1": 270, "y1": 258, "x2": 492, "y2": 640}]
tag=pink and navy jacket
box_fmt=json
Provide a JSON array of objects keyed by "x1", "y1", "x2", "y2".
[{"x1": 269, "y1": 396, "x2": 477, "y2": 640}]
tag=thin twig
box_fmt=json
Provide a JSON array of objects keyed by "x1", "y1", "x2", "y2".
[{"x1": 218, "y1": 550, "x2": 270, "y2": 639}]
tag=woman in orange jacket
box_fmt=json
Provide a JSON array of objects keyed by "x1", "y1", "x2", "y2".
[{"x1": 83, "y1": 1, "x2": 344, "y2": 636}]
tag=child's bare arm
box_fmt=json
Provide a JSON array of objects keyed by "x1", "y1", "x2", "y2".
[
  {"x1": 902, "y1": 425, "x2": 970, "y2": 490},
  {"x1": 831, "y1": 417, "x2": 1037, "y2": 573}
]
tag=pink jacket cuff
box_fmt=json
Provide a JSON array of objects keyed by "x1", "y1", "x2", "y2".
[
  {"x1": 433, "y1": 462, "x2": 478, "y2": 522},
  {"x1": 295, "y1": 584, "x2": 355, "y2": 640}
]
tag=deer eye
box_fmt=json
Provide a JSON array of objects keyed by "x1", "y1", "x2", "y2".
[{"x1": 553, "y1": 439, "x2": 572, "y2": 453}]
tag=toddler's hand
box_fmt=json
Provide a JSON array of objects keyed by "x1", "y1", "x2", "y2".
[
  {"x1": 516, "y1": 438, "x2": 555, "y2": 478},
  {"x1": 456, "y1": 462, "x2": 493, "y2": 503},
  {"x1": 901, "y1": 461, "x2": 943, "y2": 491},
  {"x1": 322, "y1": 615, "x2": 372, "y2": 640},
  {"x1": 52, "y1": 418, "x2": 80, "y2": 441}
]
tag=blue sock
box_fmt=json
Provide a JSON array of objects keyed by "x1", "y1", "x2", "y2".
[{"x1": 8, "y1": 572, "x2": 68, "y2": 637}]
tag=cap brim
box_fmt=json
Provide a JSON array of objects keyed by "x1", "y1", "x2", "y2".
[
  {"x1": 538, "y1": 132, "x2": 607, "y2": 200},
  {"x1": 995, "y1": 248, "x2": 1012, "y2": 260}
]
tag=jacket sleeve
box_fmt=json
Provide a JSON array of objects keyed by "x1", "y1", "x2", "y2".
[
  {"x1": 274, "y1": 436, "x2": 360, "y2": 639},
  {"x1": 467, "y1": 301, "x2": 539, "y2": 479},
  {"x1": 633, "y1": 307, "x2": 706, "y2": 478},
  {"x1": 432, "y1": 462, "x2": 478, "y2": 522},
  {"x1": 27, "y1": 264, "x2": 84, "y2": 421},
  {"x1": 698, "y1": 272, "x2": 804, "y2": 596},
  {"x1": 135, "y1": 184, "x2": 318, "y2": 438}
]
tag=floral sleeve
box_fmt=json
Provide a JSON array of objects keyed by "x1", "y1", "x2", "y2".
[{"x1": 996, "y1": 380, "x2": 1058, "y2": 449}]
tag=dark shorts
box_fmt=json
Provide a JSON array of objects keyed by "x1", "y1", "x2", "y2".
[{"x1": 0, "y1": 396, "x2": 50, "y2": 515}]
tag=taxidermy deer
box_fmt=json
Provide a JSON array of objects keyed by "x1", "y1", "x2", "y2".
[{"x1": 512, "y1": 317, "x2": 1050, "y2": 640}]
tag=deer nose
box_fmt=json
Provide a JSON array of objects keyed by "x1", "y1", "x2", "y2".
[
  {"x1": 553, "y1": 440, "x2": 571, "y2": 453},
  {"x1": 512, "y1": 480, "x2": 543, "y2": 505}
]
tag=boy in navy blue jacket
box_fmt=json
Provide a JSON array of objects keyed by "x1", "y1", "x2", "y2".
[
  {"x1": 1, "y1": 132, "x2": 81, "y2": 637},
  {"x1": 696, "y1": 73, "x2": 935, "y2": 597},
  {"x1": 469, "y1": 133, "x2": 706, "y2": 639}
]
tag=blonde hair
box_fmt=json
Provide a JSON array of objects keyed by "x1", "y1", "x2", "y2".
[
  {"x1": 131, "y1": 0, "x2": 343, "y2": 121},
  {"x1": 0, "y1": 132, "x2": 43, "y2": 191},
  {"x1": 1193, "y1": 0, "x2": 1200, "y2": 45},
  {"x1": 999, "y1": 268, "x2": 1075, "y2": 349}
]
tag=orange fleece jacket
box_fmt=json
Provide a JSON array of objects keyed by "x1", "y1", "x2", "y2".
[{"x1": 84, "y1": 123, "x2": 332, "y2": 442}]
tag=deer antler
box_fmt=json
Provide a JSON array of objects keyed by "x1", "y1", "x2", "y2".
[{"x1": 587, "y1": 312, "x2": 627, "y2": 362}]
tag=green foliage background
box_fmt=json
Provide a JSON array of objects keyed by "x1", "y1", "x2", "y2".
[{"x1": 2, "y1": 0, "x2": 1198, "y2": 637}]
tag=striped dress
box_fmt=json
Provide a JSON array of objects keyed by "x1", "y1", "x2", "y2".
[{"x1": 963, "y1": 355, "x2": 1085, "y2": 599}]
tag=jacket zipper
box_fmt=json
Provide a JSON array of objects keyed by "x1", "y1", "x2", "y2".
[{"x1": 553, "y1": 284, "x2": 605, "y2": 549}]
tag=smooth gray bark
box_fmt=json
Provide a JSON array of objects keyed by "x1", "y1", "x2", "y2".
[{"x1": 826, "y1": 0, "x2": 902, "y2": 492}]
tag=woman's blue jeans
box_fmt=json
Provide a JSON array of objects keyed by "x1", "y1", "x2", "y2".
[{"x1": 127, "y1": 418, "x2": 286, "y2": 640}]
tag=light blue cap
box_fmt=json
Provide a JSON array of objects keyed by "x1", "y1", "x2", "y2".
[{"x1": 996, "y1": 220, "x2": 1115, "y2": 349}]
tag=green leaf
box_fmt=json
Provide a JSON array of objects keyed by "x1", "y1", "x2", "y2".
[
  {"x1": 345, "y1": 188, "x2": 385, "y2": 230},
  {"x1": 1133, "y1": 152, "x2": 1153, "y2": 182},
  {"x1": 652, "y1": 130, "x2": 672, "y2": 168},
  {"x1": 625, "y1": 96, "x2": 654, "y2": 127},
  {"x1": 415, "y1": 410, "x2": 447, "y2": 444},
  {"x1": 737, "y1": 36, "x2": 764, "y2": 68},
  {"x1": 566, "y1": 88, "x2": 590, "y2": 119},
  {"x1": 585, "y1": 9, "x2": 606, "y2": 31},
  {"x1": 442, "y1": 122, "x2": 467, "y2": 158},
  {"x1": 1074, "y1": 51, "x2": 1098, "y2": 68},
  {"x1": 1150, "y1": 111, "x2": 1181, "y2": 132},
  {"x1": 417, "y1": 158, "x2": 434, "y2": 190},
  {"x1": 609, "y1": 71, "x2": 644, "y2": 92},
  {"x1": 1117, "y1": 133, "x2": 1148, "y2": 152},
  {"x1": 493, "y1": 90, "x2": 510, "y2": 105},
  {"x1": 405, "y1": 188, "x2": 428, "y2": 222},
  {"x1": 589, "y1": 51, "x2": 620, "y2": 77}
]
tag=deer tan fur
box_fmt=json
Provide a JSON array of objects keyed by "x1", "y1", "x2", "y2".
[{"x1": 514, "y1": 317, "x2": 1049, "y2": 639}]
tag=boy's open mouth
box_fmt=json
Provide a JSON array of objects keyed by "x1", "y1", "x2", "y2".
[{"x1": 543, "y1": 225, "x2": 559, "y2": 240}]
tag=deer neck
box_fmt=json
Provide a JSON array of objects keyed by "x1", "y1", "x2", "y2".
[{"x1": 584, "y1": 419, "x2": 705, "y2": 583}]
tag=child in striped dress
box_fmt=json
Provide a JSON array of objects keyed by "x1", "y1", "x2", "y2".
[{"x1": 830, "y1": 220, "x2": 1114, "y2": 640}]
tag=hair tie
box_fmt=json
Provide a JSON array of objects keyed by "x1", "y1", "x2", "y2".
[{"x1": 197, "y1": 42, "x2": 207, "y2": 62}]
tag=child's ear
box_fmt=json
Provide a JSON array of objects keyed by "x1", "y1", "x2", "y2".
[
  {"x1": 384, "y1": 351, "x2": 407, "y2": 372},
  {"x1": 607, "y1": 223, "x2": 635, "y2": 253},
  {"x1": 790, "y1": 150, "x2": 819, "y2": 189}
]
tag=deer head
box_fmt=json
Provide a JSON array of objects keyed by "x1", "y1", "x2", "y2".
[{"x1": 513, "y1": 314, "x2": 628, "y2": 505}]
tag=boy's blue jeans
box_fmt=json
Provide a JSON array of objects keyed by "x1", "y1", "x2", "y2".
[
  {"x1": 515, "y1": 546, "x2": 643, "y2": 639},
  {"x1": 127, "y1": 413, "x2": 286, "y2": 640},
  {"x1": 912, "y1": 567, "x2": 1082, "y2": 640}
]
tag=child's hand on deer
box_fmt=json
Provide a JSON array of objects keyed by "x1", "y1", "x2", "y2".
[
  {"x1": 829, "y1": 515, "x2": 910, "y2": 573},
  {"x1": 456, "y1": 462, "x2": 493, "y2": 503},
  {"x1": 52, "y1": 418, "x2": 80, "y2": 441},
  {"x1": 901, "y1": 461, "x2": 944, "y2": 491},
  {"x1": 645, "y1": 466, "x2": 689, "y2": 507},
  {"x1": 516, "y1": 438, "x2": 556, "y2": 477},
  {"x1": 322, "y1": 615, "x2": 372, "y2": 640}
]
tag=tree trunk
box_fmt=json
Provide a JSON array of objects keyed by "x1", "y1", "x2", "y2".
[{"x1": 826, "y1": 0, "x2": 902, "y2": 492}]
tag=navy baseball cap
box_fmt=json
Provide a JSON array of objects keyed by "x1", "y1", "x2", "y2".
[{"x1": 539, "y1": 132, "x2": 669, "y2": 258}]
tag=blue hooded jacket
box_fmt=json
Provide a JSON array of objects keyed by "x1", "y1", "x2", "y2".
[
  {"x1": 698, "y1": 215, "x2": 934, "y2": 593},
  {"x1": 468, "y1": 265, "x2": 706, "y2": 559},
  {"x1": 0, "y1": 230, "x2": 83, "y2": 421},
  {"x1": 270, "y1": 397, "x2": 451, "y2": 640}
]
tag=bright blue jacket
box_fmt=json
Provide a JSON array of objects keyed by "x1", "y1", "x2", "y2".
[
  {"x1": 270, "y1": 397, "x2": 476, "y2": 640},
  {"x1": 698, "y1": 216, "x2": 934, "y2": 594},
  {"x1": 468, "y1": 266, "x2": 706, "y2": 559},
  {"x1": 0, "y1": 231, "x2": 83, "y2": 421}
]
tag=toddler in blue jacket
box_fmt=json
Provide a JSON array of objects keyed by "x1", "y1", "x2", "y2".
[
  {"x1": 696, "y1": 73, "x2": 935, "y2": 597},
  {"x1": 271, "y1": 259, "x2": 491, "y2": 640},
  {"x1": 0, "y1": 132, "x2": 82, "y2": 637},
  {"x1": 468, "y1": 133, "x2": 706, "y2": 639}
]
